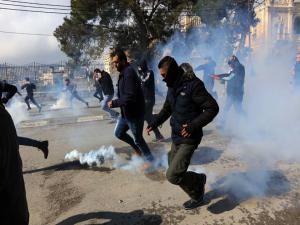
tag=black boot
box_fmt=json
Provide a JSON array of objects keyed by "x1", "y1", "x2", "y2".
[
  {"x1": 38, "y1": 140, "x2": 49, "y2": 159},
  {"x1": 183, "y1": 174, "x2": 206, "y2": 210}
]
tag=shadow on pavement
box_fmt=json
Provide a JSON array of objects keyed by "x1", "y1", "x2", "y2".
[
  {"x1": 190, "y1": 146, "x2": 223, "y2": 165},
  {"x1": 23, "y1": 161, "x2": 114, "y2": 175},
  {"x1": 55, "y1": 210, "x2": 162, "y2": 225},
  {"x1": 204, "y1": 170, "x2": 291, "y2": 214}
]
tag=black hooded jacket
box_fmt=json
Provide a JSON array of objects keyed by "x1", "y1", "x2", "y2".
[
  {"x1": 98, "y1": 71, "x2": 114, "y2": 96},
  {"x1": 150, "y1": 58, "x2": 219, "y2": 145},
  {"x1": 138, "y1": 61, "x2": 155, "y2": 102}
]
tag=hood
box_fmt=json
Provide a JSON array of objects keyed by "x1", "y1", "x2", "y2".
[{"x1": 163, "y1": 57, "x2": 183, "y2": 88}]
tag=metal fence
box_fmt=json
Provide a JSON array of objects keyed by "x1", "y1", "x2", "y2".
[{"x1": 0, "y1": 62, "x2": 69, "y2": 83}]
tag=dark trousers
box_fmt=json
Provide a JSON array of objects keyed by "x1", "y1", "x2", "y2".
[
  {"x1": 166, "y1": 143, "x2": 205, "y2": 200},
  {"x1": 18, "y1": 136, "x2": 41, "y2": 149},
  {"x1": 70, "y1": 91, "x2": 86, "y2": 105},
  {"x1": 0, "y1": 106, "x2": 29, "y2": 225},
  {"x1": 24, "y1": 94, "x2": 40, "y2": 109},
  {"x1": 114, "y1": 116, "x2": 154, "y2": 161},
  {"x1": 144, "y1": 100, "x2": 163, "y2": 139},
  {"x1": 219, "y1": 94, "x2": 245, "y2": 125},
  {"x1": 93, "y1": 89, "x2": 103, "y2": 101}
]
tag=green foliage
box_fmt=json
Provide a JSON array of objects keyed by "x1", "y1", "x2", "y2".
[
  {"x1": 54, "y1": 0, "x2": 196, "y2": 64},
  {"x1": 54, "y1": 0, "x2": 259, "y2": 63}
]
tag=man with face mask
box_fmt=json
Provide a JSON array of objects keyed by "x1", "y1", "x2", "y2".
[
  {"x1": 146, "y1": 57, "x2": 219, "y2": 210},
  {"x1": 138, "y1": 60, "x2": 164, "y2": 142},
  {"x1": 108, "y1": 48, "x2": 154, "y2": 165}
]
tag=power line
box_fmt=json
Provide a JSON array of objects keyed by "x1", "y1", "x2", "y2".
[
  {"x1": 0, "y1": 0, "x2": 70, "y2": 8},
  {"x1": 0, "y1": 29, "x2": 53, "y2": 36},
  {"x1": 0, "y1": 2, "x2": 71, "y2": 11},
  {"x1": 0, "y1": 6, "x2": 69, "y2": 14}
]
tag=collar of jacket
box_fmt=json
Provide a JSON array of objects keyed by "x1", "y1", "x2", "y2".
[
  {"x1": 173, "y1": 68, "x2": 196, "y2": 90},
  {"x1": 119, "y1": 63, "x2": 130, "y2": 77}
]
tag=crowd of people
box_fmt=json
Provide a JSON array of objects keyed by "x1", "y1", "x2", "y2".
[{"x1": 0, "y1": 46, "x2": 256, "y2": 224}]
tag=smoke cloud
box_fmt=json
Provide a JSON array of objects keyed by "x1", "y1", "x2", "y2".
[
  {"x1": 153, "y1": 19, "x2": 296, "y2": 200},
  {"x1": 65, "y1": 146, "x2": 168, "y2": 173}
]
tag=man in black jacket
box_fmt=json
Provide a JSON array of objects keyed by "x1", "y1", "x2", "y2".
[
  {"x1": 21, "y1": 77, "x2": 42, "y2": 112},
  {"x1": 0, "y1": 81, "x2": 29, "y2": 225},
  {"x1": 146, "y1": 57, "x2": 219, "y2": 210},
  {"x1": 1, "y1": 81, "x2": 49, "y2": 158},
  {"x1": 94, "y1": 68, "x2": 119, "y2": 120},
  {"x1": 213, "y1": 55, "x2": 245, "y2": 127},
  {"x1": 108, "y1": 48, "x2": 154, "y2": 163},
  {"x1": 138, "y1": 60, "x2": 164, "y2": 142}
]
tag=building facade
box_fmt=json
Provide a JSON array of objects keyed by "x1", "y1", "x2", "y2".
[{"x1": 248, "y1": 0, "x2": 300, "y2": 52}]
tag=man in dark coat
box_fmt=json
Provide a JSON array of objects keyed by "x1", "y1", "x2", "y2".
[
  {"x1": 212, "y1": 55, "x2": 245, "y2": 127},
  {"x1": 0, "y1": 81, "x2": 29, "y2": 225},
  {"x1": 21, "y1": 77, "x2": 42, "y2": 112},
  {"x1": 138, "y1": 60, "x2": 164, "y2": 141},
  {"x1": 108, "y1": 48, "x2": 154, "y2": 163},
  {"x1": 146, "y1": 57, "x2": 219, "y2": 210}
]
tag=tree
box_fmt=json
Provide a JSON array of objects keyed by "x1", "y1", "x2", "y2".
[
  {"x1": 193, "y1": 0, "x2": 259, "y2": 56},
  {"x1": 54, "y1": 0, "x2": 197, "y2": 64}
]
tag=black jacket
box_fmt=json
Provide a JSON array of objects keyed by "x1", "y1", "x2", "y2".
[
  {"x1": 139, "y1": 69, "x2": 155, "y2": 102},
  {"x1": 98, "y1": 71, "x2": 114, "y2": 96},
  {"x1": 226, "y1": 63, "x2": 245, "y2": 98},
  {"x1": 150, "y1": 66, "x2": 219, "y2": 145},
  {"x1": 21, "y1": 82, "x2": 36, "y2": 96},
  {"x1": 112, "y1": 64, "x2": 145, "y2": 119}
]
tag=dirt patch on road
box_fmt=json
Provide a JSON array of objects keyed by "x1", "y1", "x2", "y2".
[{"x1": 43, "y1": 172, "x2": 84, "y2": 225}]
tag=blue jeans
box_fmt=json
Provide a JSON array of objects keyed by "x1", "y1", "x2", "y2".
[
  {"x1": 102, "y1": 95, "x2": 119, "y2": 118},
  {"x1": 114, "y1": 116, "x2": 154, "y2": 161}
]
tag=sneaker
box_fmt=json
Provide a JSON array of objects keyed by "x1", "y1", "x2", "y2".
[
  {"x1": 39, "y1": 140, "x2": 49, "y2": 159},
  {"x1": 183, "y1": 173, "x2": 206, "y2": 210},
  {"x1": 183, "y1": 197, "x2": 204, "y2": 210}
]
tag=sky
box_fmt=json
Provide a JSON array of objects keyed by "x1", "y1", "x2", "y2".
[{"x1": 0, "y1": 0, "x2": 70, "y2": 65}]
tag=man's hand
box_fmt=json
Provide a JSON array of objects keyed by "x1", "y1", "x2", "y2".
[
  {"x1": 108, "y1": 100, "x2": 113, "y2": 108},
  {"x1": 211, "y1": 75, "x2": 220, "y2": 80},
  {"x1": 145, "y1": 125, "x2": 153, "y2": 136},
  {"x1": 181, "y1": 124, "x2": 191, "y2": 138}
]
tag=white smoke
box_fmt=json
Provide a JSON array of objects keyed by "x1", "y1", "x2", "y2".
[
  {"x1": 50, "y1": 93, "x2": 69, "y2": 110},
  {"x1": 64, "y1": 145, "x2": 169, "y2": 173},
  {"x1": 6, "y1": 98, "x2": 28, "y2": 124},
  {"x1": 153, "y1": 20, "x2": 295, "y2": 200}
]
